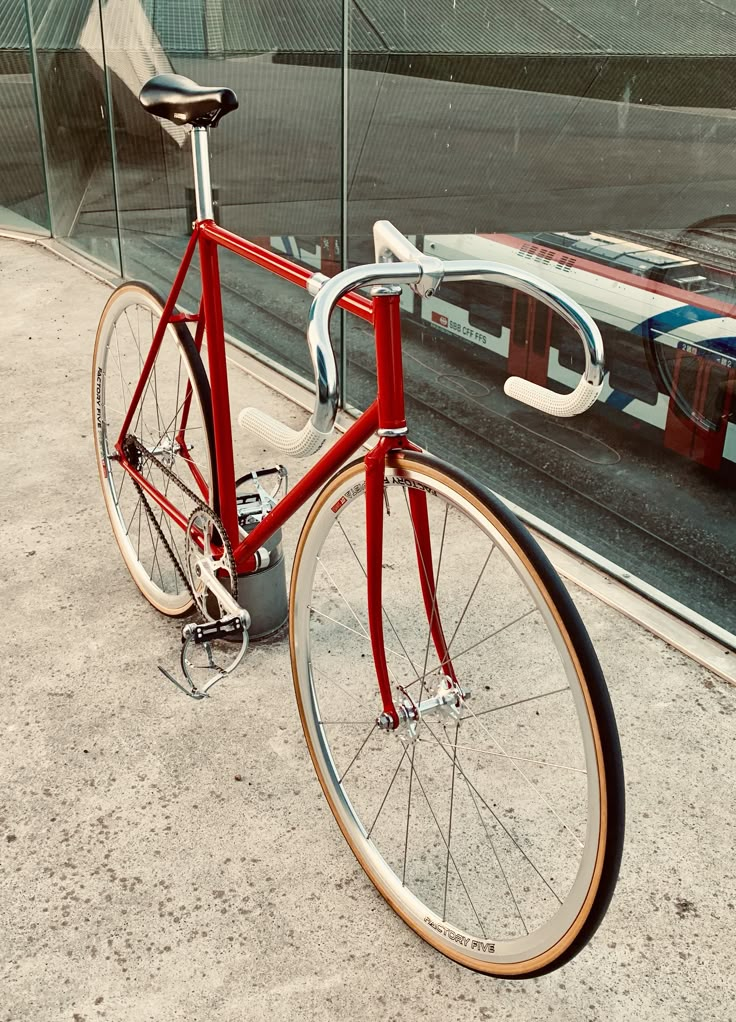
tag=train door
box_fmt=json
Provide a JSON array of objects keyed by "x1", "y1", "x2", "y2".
[
  {"x1": 507, "y1": 295, "x2": 553, "y2": 387},
  {"x1": 660, "y1": 346, "x2": 736, "y2": 470}
]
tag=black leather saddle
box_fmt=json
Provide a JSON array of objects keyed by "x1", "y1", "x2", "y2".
[{"x1": 139, "y1": 74, "x2": 238, "y2": 128}]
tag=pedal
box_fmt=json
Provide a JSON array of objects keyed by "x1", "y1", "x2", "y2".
[
  {"x1": 235, "y1": 466, "x2": 287, "y2": 528},
  {"x1": 182, "y1": 614, "x2": 245, "y2": 645},
  {"x1": 158, "y1": 663, "x2": 206, "y2": 700},
  {"x1": 157, "y1": 612, "x2": 250, "y2": 700}
]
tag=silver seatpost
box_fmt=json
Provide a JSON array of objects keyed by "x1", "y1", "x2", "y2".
[{"x1": 191, "y1": 126, "x2": 215, "y2": 222}]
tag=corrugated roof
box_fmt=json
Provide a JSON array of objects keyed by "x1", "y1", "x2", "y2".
[
  {"x1": 33, "y1": 0, "x2": 91, "y2": 49},
  {"x1": 356, "y1": 0, "x2": 597, "y2": 54},
  {"x1": 225, "y1": 0, "x2": 340, "y2": 52},
  {"x1": 2, "y1": 0, "x2": 736, "y2": 57},
  {"x1": 141, "y1": 0, "x2": 206, "y2": 53},
  {"x1": 0, "y1": 0, "x2": 30, "y2": 49},
  {"x1": 221, "y1": 0, "x2": 382, "y2": 53},
  {"x1": 355, "y1": 0, "x2": 736, "y2": 55},
  {"x1": 547, "y1": 0, "x2": 736, "y2": 55}
]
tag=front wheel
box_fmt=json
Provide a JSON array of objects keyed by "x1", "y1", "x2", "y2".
[{"x1": 290, "y1": 451, "x2": 624, "y2": 976}]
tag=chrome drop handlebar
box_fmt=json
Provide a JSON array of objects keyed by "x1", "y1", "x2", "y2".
[
  {"x1": 438, "y1": 258, "x2": 605, "y2": 418},
  {"x1": 238, "y1": 222, "x2": 605, "y2": 457}
]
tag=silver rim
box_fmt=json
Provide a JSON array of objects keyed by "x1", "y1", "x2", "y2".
[
  {"x1": 93, "y1": 287, "x2": 213, "y2": 614},
  {"x1": 292, "y1": 459, "x2": 604, "y2": 971}
]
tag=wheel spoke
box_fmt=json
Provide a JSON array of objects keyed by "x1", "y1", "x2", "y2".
[
  {"x1": 445, "y1": 546, "x2": 494, "y2": 654},
  {"x1": 459, "y1": 686, "x2": 571, "y2": 720},
  {"x1": 336, "y1": 722, "x2": 378, "y2": 785},
  {"x1": 458, "y1": 701, "x2": 584, "y2": 847},
  {"x1": 403, "y1": 746, "x2": 487, "y2": 933},
  {"x1": 442, "y1": 720, "x2": 460, "y2": 922},
  {"x1": 458, "y1": 750, "x2": 530, "y2": 936},
  {"x1": 308, "y1": 605, "x2": 411, "y2": 665},
  {"x1": 405, "y1": 607, "x2": 539, "y2": 694},
  {"x1": 366, "y1": 742, "x2": 410, "y2": 838},
  {"x1": 414, "y1": 735, "x2": 586, "y2": 774},
  {"x1": 313, "y1": 665, "x2": 365, "y2": 708},
  {"x1": 422, "y1": 721, "x2": 564, "y2": 905}
]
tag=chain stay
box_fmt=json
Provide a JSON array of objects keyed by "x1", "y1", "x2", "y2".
[
  {"x1": 125, "y1": 435, "x2": 248, "y2": 698},
  {"x1": 126, "y1": 435, "x2": 238, "y2": 604}
]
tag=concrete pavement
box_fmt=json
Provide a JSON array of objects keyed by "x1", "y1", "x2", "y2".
[{"x1": 0, "y1": 236, "x2": 734, "y2": 1022}]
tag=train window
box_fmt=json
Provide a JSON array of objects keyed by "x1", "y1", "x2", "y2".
[
  {"x1": 616, "y1": 254, "x2": 658, "y2": 279},
  {"x1": 436, "y1": 281, "x2": 508, "y2": 337},
  {"x1": 605, "y1": 324, "x2": 659, "y2": 405},
  {"x1": 551, "y1": 316, "x2": 585, "y2": 374},
  {"x1": 553, "y1": 317, "x2": 659, "y2": 404},
  {"x1": 701, "y1": 337, "x2": 736, "y2": 364},
  {"x1": 588, "y1": 242, "x2": 637, "y2": 261},
  {"x1": 657, "y1": 267, "x2": 710, "y2": 292},
  {"x1": 477, "y1": 283, "x2": 510, "y2": 336},
  {"x1": 701, "y1": 363, "x2": 730, "y2": 429},
  {"x1": 659, "y1": 351, "x2": 732, "y2": 431}
]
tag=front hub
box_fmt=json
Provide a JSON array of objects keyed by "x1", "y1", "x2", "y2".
[{"x1": 377, "y1": 677, "x2": 471, "y2": 740}]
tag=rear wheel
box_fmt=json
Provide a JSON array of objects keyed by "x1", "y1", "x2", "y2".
[
  {"x1": 290, "y1": 451, "x2": 624, "y2": 976},
  {"x1": 92, "y1": 282, "x2": 216, "y2": 616}
]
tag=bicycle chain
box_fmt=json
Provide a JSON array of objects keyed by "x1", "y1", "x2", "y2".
[{"x1": 126, "y1": 435, "x2": 238, "y2": 605}]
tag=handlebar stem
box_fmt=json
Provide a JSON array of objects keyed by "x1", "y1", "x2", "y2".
[{"x1": 305, "y1": 261, "x2": 422, "y2": 434}]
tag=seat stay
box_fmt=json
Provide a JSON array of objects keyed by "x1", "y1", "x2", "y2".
[{"x1": 116, "y1": 227, "x2": 200, "y2": 450}]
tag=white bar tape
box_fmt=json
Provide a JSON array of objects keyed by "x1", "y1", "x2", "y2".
[
  {"x1": 238, "y1": 408, "x2": 332, "y2": 459},
  {"x1": 504, "y1": 377, "x2": 603, "y2": 417}
]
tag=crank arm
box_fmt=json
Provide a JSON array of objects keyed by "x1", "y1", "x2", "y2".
[{"x1": 194, "y1": 560, "x2": 249, "y2": 621}]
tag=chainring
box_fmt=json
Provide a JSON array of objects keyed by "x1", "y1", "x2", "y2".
[{"x1": 184, "y1": 506, "x2": 239, "y2": 621}]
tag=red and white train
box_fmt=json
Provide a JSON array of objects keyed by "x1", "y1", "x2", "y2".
[{"x1": 272, "y1": 230, "x2": 736, "y2": 471}]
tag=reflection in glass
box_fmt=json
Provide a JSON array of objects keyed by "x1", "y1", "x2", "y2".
[
  {"x1": 3, "y1": 0, "x2": 735, "y2": 640},
  {"x1": 26, "y1": 0, "x2": 120, "y2": 267},
  {"x1": 0, "y1": 0, "x2": 48, "y2": 231},
  {"x1": 102, "y1": 2, "x2": 342, "y2": 378},
  {"x1": 346, "y1": 3, "x2": 736, "y2": 639}
]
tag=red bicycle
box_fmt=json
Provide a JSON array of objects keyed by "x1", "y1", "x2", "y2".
[{"x1": 92, "y1": 74, "x2": 624, "y2": 977}]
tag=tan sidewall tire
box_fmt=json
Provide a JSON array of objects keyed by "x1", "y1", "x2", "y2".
[{"x1": 289, "y1": 451, "x2": 624, "y2": 977}]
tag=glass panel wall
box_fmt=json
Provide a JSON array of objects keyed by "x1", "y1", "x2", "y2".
[
  {"x1": 102, "y1": 0, "x2": 342, "y2": 381},
  {"x1": 21, "y1": 0, "x2": 121, "y2": 267},
  {"x1": 1, "y1": 0, "x2": 735, "y2": 642},
  {"x1": 346, "y1": 3, "x2": 736, "y2": 639},
  {"x1": 0, "y1": 0, "x2": 48, "y2": 232}
]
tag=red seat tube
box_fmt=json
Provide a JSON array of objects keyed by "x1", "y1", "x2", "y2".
[{"x1": 198, "y1": 227, "x2": 239, "y2": 544}]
